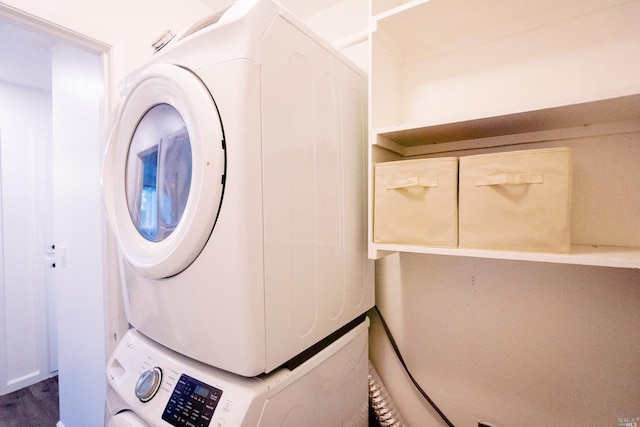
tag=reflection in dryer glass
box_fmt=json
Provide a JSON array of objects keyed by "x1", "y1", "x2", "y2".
[{"x1": 126, "y1": 103, "x2": 192, "y2": 242}]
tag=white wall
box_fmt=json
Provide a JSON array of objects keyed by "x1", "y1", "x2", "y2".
[
  {"x1": 371, "y1": 254, "x2": 640, "y2": 426},
  {"x1": 50, "y1": 44, "x2": 105, "y2": 427},
  {"x1": 303, "y1": 0, "x2": 369, "y2": 72}
]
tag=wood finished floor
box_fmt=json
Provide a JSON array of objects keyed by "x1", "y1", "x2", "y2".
[{"x1": 0, "y1": 377, "x2": 59, "y2": 427}]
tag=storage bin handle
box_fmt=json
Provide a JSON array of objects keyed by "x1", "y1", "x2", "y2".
[
  {"x1": 475, "y1": 173, "x2": 543, "y2": 187},
  {"x1": 387, "y1": 177, "x2": 439, "y2": 190}
]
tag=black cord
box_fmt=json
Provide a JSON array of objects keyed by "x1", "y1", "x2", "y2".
[{"x1": 374, "y1": 305, "x2": 455, "y2": 427}]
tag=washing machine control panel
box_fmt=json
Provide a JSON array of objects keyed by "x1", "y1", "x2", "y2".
[{"x1": 161, "y1": 374, "x2": 223, "y2": 427}]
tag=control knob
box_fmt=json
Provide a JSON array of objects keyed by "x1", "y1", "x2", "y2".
[{"x1": 135, "y1": 367, "x2": 162, "y2": 402}]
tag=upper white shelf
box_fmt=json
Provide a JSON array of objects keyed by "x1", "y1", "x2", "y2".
[
  {"x1": 369, "y1": 0, "x2": 640, "y2": 131},
  {"x1": 368, "y1": 0, "x2": 640, "y2": 268}
]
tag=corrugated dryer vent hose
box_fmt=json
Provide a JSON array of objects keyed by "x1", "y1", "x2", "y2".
[{"x1": 369, "y1": 360, "x2": 407, "y2": 427}]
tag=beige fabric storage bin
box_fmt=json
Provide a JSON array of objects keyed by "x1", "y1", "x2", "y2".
[
  {"x1": 459, "y1": 147, "x2": 572, "y2": 253},
  {"x1": 374, "y1": 157, "x2": 458, "y2": 247}
]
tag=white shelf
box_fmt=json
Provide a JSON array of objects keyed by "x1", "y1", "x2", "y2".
[
  {"x1": 368, "y1": 0, "x2": 640, "y2": 269},
  {"x1": 370, "y1": 244, "x2": 640, "y2": 269},
  {"x1": 374, "y1": 93, "x2": 640, "y2": 147},
  {"x1": 369, "y1": 0, "x2": 640, "y2": 130},
  {"x1": 369, "y1": 124, "x2": 640, "y2": 268}
]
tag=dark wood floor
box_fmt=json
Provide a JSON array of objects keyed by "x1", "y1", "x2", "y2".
[{"x1": 0, "y1": 376, "x2": 59, "y2": 427}]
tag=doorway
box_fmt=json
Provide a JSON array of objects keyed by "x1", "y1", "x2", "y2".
[
  {"x1": 0, "y1": 13, "x2": 57, "y2": 396},
  {"x1": 0, "y1": 8, "x2": 109, "y2": 427}
]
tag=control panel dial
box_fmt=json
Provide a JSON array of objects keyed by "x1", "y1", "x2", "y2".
[{"x1": 135, "y1": 367, "x2": 163, "y2": 402}]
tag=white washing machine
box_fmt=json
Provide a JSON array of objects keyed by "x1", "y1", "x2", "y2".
[
  {"x1": 106, "y1": 318, "x2": 370, "y2": 427},
  {"x1": 102, "y1": 0, "x2": 373, "y2": 378}
]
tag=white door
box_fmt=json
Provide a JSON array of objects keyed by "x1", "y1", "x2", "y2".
[
  {"x1": 0, "y1": 117, "x2": 56, "y2": 395},
  {"x1": 0, "y1": 14, "x2": 58, "y2": 396},
  {"x1": 39, "y1": 128, "x2": 58, "y2": 374}
]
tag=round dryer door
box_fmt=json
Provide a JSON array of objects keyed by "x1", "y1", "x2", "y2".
[{"x1": 104, "y1": 63, "x2": 225, "y2": 279}]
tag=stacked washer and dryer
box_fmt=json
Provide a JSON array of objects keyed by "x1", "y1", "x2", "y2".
[{"x1": 102, "y1": 0, "x2": 374, "y2": 426}]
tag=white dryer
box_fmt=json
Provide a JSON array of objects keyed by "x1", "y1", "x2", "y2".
[{"x1": 103, "y1": 0, "x2": 373, "y2": 377}]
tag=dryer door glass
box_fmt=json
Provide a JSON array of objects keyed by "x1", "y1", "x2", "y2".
[{"x1": 126, "y1": 103, "x2": 192, "y2": 242}]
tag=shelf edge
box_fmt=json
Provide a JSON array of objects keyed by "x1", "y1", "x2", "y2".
[{"x1": 368, "y1": 244, "x2": 640, "y2": 269}]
